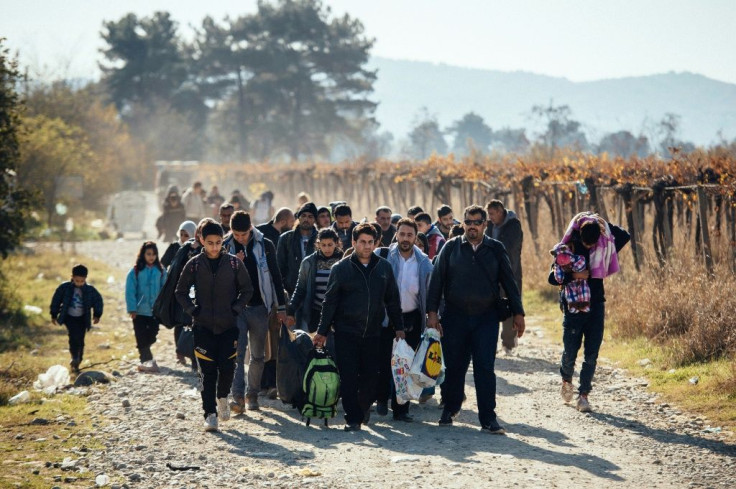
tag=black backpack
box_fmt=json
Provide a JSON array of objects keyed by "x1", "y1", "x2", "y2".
[{"x1": 276, "y1": 324, "x2": 313, "y2": 409}]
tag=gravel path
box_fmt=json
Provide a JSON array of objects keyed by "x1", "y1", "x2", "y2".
[{"x1": 60, "y1": 240, "x2": 735, "y2": 488}]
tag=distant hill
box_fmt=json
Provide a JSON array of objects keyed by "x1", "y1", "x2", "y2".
[{"x1": 369, "y1": 57, "x2": 736, "y2": 147}]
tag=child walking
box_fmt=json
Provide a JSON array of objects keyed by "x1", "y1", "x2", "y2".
[
  {"x1": 50, "y1": 264, "x2": 104, "y2": 374},
  {"x1": 126, "y1": 242, "x2": 166, "y2": 373},
  {"x1": 175, "y1": 219, "x2": 254, "y2": 432}
]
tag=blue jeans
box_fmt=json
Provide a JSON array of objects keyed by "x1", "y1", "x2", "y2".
[
  {"x1": 560, "y1": 301, "x2": 605, "y2": 394},
  {"x1": 231, "y1": 305, "x2": 270, "y2": 399},
  {"x1": 442, "y1": 306, "x2": 499, "y2": 426}
]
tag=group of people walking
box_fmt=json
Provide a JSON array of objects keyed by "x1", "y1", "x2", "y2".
[{"x1": 50, "y1": 185, "x2": 629, "y2": 435}]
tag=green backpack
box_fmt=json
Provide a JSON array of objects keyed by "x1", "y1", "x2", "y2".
[{"x1": 301, "y1": 348, "x2": 340, "y2": 427}]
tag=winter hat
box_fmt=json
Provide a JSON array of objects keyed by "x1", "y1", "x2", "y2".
[
  {"x1": 296, "y1": 202, "x2": 319, "y2": 218},
  {"x1": 178, "y1": 220, "x2": 197, "y2": 237}
]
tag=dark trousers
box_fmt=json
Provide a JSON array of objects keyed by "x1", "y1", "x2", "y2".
[
  {"x1": 65, "y1": 315, "x2": 87, "y2": 362},
  {"x1": 560, "y1": 302, "x2": 605, "y2": 394},
  {"x1": 133, "y1": 315, "x2": 160, "y2": 362},
  {"x1": 334, "y1": 332, "x2": 380, "y2": 425},
  {"x1": 442, "y1": 306, "x2": 499, "y2": 426},
  {"x1": 194, "y1": 326, "x2": 239, "y2": 418}
]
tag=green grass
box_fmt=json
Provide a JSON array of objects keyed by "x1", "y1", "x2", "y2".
[
  {"x1": 526, "y1": 288, "x2": 736, "y2": 432},
  {"x1": 0, "y1": 247, "x2": 134, "y2": 487}
]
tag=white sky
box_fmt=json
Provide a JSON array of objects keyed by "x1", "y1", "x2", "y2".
[{"x1": 2, "y1": 0, "x2": 735, "y2": 84}]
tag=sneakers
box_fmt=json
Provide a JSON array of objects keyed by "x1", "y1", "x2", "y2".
[
  {"x1": 576, "y1": 394, "x2": 592, "y2": 413},
  {"x1": 561, "y1": 380, "x2": 575, "y2": 403},
  {"x1": 217, "y1": 397, "x2": 230, "y2": 422},
  {"x1": 266, "y1": 387, "x2": 278, "y2": 400},
  {"x1": 230, "y1": 396, "x2": 245, "y2": 415},
  {"x1": 343, "y1": 423, "x2": 361, "y2": 432},
  {"x1": 375, "y1": 402, "x2": 388, "y2": 416},
  {"x1": 246, "y1": 395, "x2": 260, "y2": 411},
  {"x1": 204, "y1": 413, "x2": 218, "y2": 432},
  {"x1": 481, "y1": 419, "x2": 506, "y2": 435},
  {"x1": 137, "y1": 360, "x2": 160, "y2": 373}
]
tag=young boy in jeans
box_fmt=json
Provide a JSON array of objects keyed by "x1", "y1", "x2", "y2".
[
  {"x1": 49, "y1": 264, "x2": 104, "y2": 374},
  {"x1": 175, "y1": 219, "x2": 254, "y2": 432}
]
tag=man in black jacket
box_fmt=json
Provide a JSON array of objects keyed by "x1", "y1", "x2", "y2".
[
  {"x1": 175, "y1": 219, "x2": 254, "y2": 432},
  {"x1": 256, "y1": 207, "x2": 295, "y2": 247},
  {"x1": 427, "y1": 205, "x2": 525, "y2": 435},
  {"x1": 485, "y1": 199, "x2": 524, "y2": 355},
  {"x1": 277, "y1": 202, "x2": 318, "y2": 295},
  {"x1": 314, "y1": 223, "x2": 405, "y2": 431},
  {"x1": 331, "y1": 204, "x2": 358, "y2": 251}
]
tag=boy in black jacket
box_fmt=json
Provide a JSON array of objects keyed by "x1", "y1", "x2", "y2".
[
  {"x1": 50, "y1": 264, "x2": 103, "y2": 374},
  {"x1": 175, "y1": 219, "x2": 254, "y2": 432}
]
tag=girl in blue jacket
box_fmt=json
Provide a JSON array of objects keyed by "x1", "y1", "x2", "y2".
[{"x1": 126, "y1": 241, "x2": 166, "y2": 372}]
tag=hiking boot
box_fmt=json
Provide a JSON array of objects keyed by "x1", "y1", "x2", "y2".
[
  {"x1": 375, "y1": 402, "x2": 388, "y2": 416},
  {"x1": 576, "y1": 394, "x2": 592, "y2": 413},
  {"x1": 246, "y1": 395, "x2": 260, "y2": 411},
  {"x1": 343, "y1": 423, "x2": 361, "y2": 432},
  {"x1": 230, "y1": 396, "x2": 245, "y2": 415},
  {"x1": 561, "y1": 380, "x2": 575, "y2": 403},
  {"x1": 217, "y1": 397, "x2": 230, "y2": 422},
  {"x1": 438, "y1": 409, "x2": 454, "y2": 426},
  {"x1": 481, "y1": 419, "x2": 506, "y2": 435},
  {"x1": 266, "y1": 387, "x2": 278, "y2": 400},
  {"x1": 204, "y1": 413, "x2": 218, "y2": 432},
  {"x1": 393, "y1": 413, "x2": 414, "y2": 423},
  {"x1": 418, "y1": 393, "x2": 433, "y2": 404}
]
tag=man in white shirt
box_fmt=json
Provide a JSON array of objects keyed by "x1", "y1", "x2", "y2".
[
  {"x1": 374, "y1": 218, "x2": 433, "y2": 422},
  {"x1": 181, "y1": 182, "x2": 207, "y2": 222}
]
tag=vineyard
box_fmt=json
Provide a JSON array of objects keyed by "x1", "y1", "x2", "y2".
[{"x1": 201, "y1": 148, "x2": 736, "y2": 275}]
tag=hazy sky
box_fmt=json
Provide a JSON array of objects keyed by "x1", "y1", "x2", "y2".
[{"x1": 2, "y1": 0, "x2": 735, "y2": 84}]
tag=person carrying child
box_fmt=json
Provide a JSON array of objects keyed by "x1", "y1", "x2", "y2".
[
  {"x1": 50, "y1": 264, "x2": 103, "y2": 374},
  {"x1": 549, "y1": 212, "x2": 629, "y2": 413},
  {"x1": 550, "y1": 243, "x2": 590, "y2": 314},
  {"x1": 126, "y1": 242, "x2": 167, "y2": 373},
  {"x1": 175, "y1": 219, "x2": 254, "y2": 432}
]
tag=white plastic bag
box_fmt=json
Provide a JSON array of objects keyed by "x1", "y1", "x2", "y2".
[
  {"x1": 8, "y1": 390, "x2": 30, "y2": 405},
  {"x1": 409, "y1": 328, "x2": 445, "y2": 388},
  {"x1": 33, "y1": 365, "x2": 70, "y2": 391},
  {"x1": 391, "y1": 338, "x2": 422, "y2": 405}
]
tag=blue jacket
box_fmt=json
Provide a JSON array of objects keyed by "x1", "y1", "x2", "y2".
[
  {"x1": 126, "y1": 266, "x2": 166, "y2": 316},
  {"x1": 376, "y1": 244, "x2": 433, "y2": 330},
  {"x1": 50, "y1": 282, "x2": 103, "y2": 327}
]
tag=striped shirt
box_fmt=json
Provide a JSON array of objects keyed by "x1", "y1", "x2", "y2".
[{"x1": 313, "y1": 268, "x2": 332, "y2": 308}]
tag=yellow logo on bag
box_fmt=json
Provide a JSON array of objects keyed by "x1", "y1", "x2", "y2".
[{"x1": 423, "y1": 340, "x2": 442, "y2": 378}]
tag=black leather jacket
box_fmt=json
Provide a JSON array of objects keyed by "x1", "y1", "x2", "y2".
[
  {"x1": 427, "y1": 236, "x2": 524, "y2": 317},
  {"x1": 317, "y1": 253, "x2": 403, "y2": 337}
]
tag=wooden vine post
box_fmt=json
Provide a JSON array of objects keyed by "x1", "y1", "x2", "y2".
[{"x1": 696, "y1": 185, "x2": 714, "y2": 275}]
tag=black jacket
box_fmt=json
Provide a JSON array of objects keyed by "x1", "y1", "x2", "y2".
[
  {"x1": 317, "y1": 253, "x2": 403, "y2": 338},
  {"x1": 485, "y1": 210, "x2": 523, "y2": 291},
  {"x1": 175, "y1": 251, "x2": 254, "y2": 334},
  {"x1": 277, "y1": 227, "x2": 318, "y2": 295},
  {"x1": 548, "y1": 223, "x2": 630, "y2": 304},
  {"x1": 256, "y1": 221, "x2": 282, "y2": 250},
  {"x1": 427, "y1": 236, "x2": 524, "y2": 317},
  {"x1": 50, "y1": 282, "x2": 103, "y2": 328}
]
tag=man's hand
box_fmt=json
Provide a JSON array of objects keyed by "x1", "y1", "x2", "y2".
[
  {"x1": 313, "y1": 333, "x2": 327, "y2": 348},
  {"x1": 395, "y1": 330, "x2": 406, "y2": 340},
  {"x1": 236, "y1": 250, "x2": 245, "y2": 262},
  {"x1": 51, "y1": 318, "x2": 58, "y2": 325},
  {"x1": 285, "y1": 315, "x2": 296, "y2": 327},
  {"x1": 426, "y1": 312, "x2": 443, "y2": 337},
  {"x1": 129, "y1": 313, "x2": 136, "y2": 320},
  {"x1": 572, "y1": 270, "x2": 589, "y2": 280},
  {"x1": 276, "y1": 311, "x2": 287, "y2": 323},
  {"x1": 513, "y1": 314, "x2": 525, "y2": 337},
  {"x1": 93, "y1": 316, "x2": 100, "y2": 325}
]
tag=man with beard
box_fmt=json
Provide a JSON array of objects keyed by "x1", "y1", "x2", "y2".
[
  {"x1": 426, "y1": 205, "x2": 525, "y2": 434},
  {"x1": 435, "y1": 205, "x2": 460, "y2": 239},
  {"x1": 374, "y1": 218, "x2": 433, "y2": 421},
  {"x1": 277, "y1": 202, "x2": 318, "y2": 296},
  {"x1": 376, "y1": 206, "x2": 396, "y2": 247},
  {"x1": 314, "y1": 223, "x2": 404, "y2": 431},
  {"x1": 257, "y1": 207, "x2": 295, "y2": 247},
  {"x1": 331, "y1": 204, "x2": 358, "y2": 251}
]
